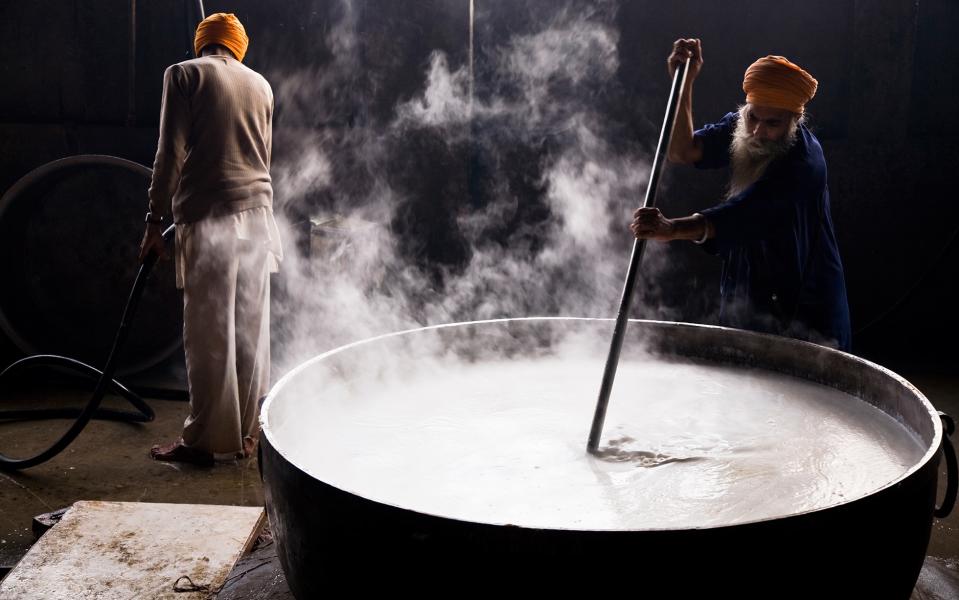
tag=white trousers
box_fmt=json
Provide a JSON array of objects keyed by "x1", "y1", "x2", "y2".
[{"x1": 179, "y1": 220, "x2": 271, "y2": 455}]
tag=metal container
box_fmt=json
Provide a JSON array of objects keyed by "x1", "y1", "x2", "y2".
[{"x1": 259, "y1": 318, "x2": 955, "y2": 597}]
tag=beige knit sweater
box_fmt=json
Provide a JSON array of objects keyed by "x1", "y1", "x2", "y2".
[{"x1": 148, "y1": 55, "x2": 274, "y2": 224}]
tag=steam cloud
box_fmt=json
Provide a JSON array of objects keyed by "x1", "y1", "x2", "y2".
[{"x1": 264, "y1": 0, "x2": 678, "y2": 373}]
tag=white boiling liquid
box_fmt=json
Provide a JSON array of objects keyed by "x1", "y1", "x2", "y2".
[{"x1": 270, "y1": 357, "x2": 926, "y2": 530}]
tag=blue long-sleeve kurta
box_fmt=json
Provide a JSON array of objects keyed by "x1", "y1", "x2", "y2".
[{"x1": 694, "y1": 112, "x2": 852, "y2": 351}]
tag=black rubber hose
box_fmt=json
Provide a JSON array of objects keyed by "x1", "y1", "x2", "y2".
[
  {"x1": 0, "y1": 225, "x2": 174, "y2": 470},
  {"x1": 0, "y1": 355, "x2": 153, "y2": 422}
]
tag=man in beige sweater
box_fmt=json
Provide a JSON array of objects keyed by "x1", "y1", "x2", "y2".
[{"x1": 139, "y1": 13, "x2": 281, "y2": 466}]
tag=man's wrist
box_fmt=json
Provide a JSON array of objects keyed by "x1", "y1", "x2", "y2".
[
  {"x1": 691, "y1": 213, "x2": 709, "y2": 244},
  {"x1": 144, "y1": 211, "x2": 165, "y2": 225}
]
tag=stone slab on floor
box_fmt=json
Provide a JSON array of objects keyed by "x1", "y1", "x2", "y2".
[{"x1": 0, "y1": 500, "x2": 264, "y2": 600}]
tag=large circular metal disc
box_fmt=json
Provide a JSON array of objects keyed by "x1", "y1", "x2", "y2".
[{"x1": 0, "y1": 155, "x2": 181, "y2": 374}]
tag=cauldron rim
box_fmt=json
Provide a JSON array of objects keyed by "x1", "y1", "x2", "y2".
[{"x1": 261, "y1": 316, "x2": 942, "y2": 532}]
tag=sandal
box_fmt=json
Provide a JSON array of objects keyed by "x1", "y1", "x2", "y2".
[
  {"x1": 236, "y1": 435, "x2": 258, "y2": 460},
  {"x1": 150, "y1": 439, "x2": 214, "y2": 467}
]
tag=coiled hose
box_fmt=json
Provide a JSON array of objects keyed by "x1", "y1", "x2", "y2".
[{"x1": 0, "y1": 225, "x2": 175, "y2": 470}]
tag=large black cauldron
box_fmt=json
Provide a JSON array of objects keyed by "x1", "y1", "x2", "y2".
[{"x1": 259, "y1": 318, "x2": 955, "y2": 597}]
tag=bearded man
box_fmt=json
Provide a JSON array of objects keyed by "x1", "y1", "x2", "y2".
[{"x1": 631, "y1": 39, "x2": 851, "y2": 351}]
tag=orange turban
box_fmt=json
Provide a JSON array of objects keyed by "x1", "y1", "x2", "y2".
[
  {"x1": 194, "y1": 13, "x2": 249, "y2": 62},
  {"x1": 742, "y1": 56, "x2": 818, "y2": 114}
]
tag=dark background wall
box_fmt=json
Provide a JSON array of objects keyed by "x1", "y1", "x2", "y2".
[{"x1": 1, "y1": 0, "x2": 956, "y2": 369}]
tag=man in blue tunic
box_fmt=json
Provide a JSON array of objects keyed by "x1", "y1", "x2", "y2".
[{"x1": 631, "y1": 39, "x2": 851, "y2": 351}]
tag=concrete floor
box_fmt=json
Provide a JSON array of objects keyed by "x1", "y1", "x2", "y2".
[
  {"x1": 1, "y1": 359, "x2": 958, "y2": 596},
  {"x1": 0, "y1": 388, "x2": 263, "y2": 569}
]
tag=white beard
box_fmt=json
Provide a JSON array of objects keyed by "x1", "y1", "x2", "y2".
[{"x1": 727, "y1": 106, "x2": 799, "y2": 199}]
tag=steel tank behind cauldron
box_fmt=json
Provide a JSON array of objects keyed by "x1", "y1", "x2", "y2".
[{"x1": 259, "y1": 318, "x2": 956, "y2": 597}]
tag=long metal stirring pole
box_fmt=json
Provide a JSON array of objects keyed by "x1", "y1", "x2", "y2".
[{"x1": 587, "y1": 57, "x2": 690, "y2": 453}]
